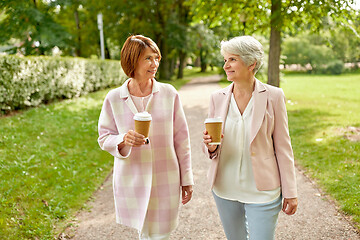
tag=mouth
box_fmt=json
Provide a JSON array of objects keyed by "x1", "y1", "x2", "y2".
[
  {"x1": 225, "y1": 71, "x2": 235, "y2": 75},
  {"x1": 148, "y1": 69, "x2": 157, "y2": 74}
]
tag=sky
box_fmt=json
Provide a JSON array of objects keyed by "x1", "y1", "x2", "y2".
[{"x1": 352, "y1": 0, "x2": 360, "y2": 9}]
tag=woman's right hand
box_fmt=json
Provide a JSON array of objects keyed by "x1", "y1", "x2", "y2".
[
  {"x1": 203, "y1": 130, "x2": 218, "y2": 153},
  {"x1": 123, "y1": 130, "x2": 146, "y2": 147}
]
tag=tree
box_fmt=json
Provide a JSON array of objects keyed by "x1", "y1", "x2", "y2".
[
  {"x1": 189, "y1": 23, "x2": 221, "y2": 72},
  {"x1": 51, "y1": 0, "x2": 106, "y2": 58},
  {"x1": 0, "y1": 0, "x2": 70, "y2": 55},
  {"x1": 190, "y1": 0, "x2": 357, "y2": 86},
  {"x1": 94, "y1": 0, "x2": 194, "y2": 80}
]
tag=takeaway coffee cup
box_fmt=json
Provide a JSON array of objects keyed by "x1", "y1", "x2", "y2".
[
  {"x1": 204, "y1": 117, "x2": 223, "y2": 145},
  {"x1": 133, "y1": 111, "x2": 152, "y2": 138}
]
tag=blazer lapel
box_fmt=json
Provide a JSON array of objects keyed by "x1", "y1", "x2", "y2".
[
  {"x1": 217, "y1": 83, "x2": 233, "y2": 133},
  {"x1": 250, "y1": 79, "x2": 268, "y2": 144}
]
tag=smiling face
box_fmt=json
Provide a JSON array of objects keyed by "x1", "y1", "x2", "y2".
[
  {"x1": 134, "y1": 47, "x2": 160, "y2": 81},
  {"x1": 223, "y1": 52, "x2": 254, "y2": 82}
]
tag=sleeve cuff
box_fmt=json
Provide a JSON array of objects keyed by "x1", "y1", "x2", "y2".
[
  {"x1": 115, "y1": 133, "x2": 132, "y2": 159},
  {"x1": 181, "y1": 171, "x2": 194, "y2": 186}
]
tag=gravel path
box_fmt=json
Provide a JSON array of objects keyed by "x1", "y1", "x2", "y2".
[{"x1": 61, "y1": 75, "x2": 360, "y2": 240}]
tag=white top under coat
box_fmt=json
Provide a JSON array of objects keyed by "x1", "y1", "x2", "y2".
[
  {"x1": 119, "y1": 93, "x2": 152, "y2": 157},
  {"x1": 213, "y1": 93, "x2": 281, "y2": 204}
]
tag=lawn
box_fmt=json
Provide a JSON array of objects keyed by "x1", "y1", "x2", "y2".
[
  {"x1": 281, "y1": 73, "x2": 360, "y2": 228},
  {"x1": 220, "y1": 73, "x2": 360, "y2": 228},
  {"x1": 0, "y1": 67, "x2": 218, "y2": 239}
]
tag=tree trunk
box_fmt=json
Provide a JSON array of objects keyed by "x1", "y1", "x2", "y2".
[
  {"x1": 200, "y1": 48, "x2": 207, "y2": 72},
  {"x1": 169, "y1": 57, "x2": 176, "y2": 78},
  {"x1": 159, "y1": 38, "x2": 171, "y2": 80},
  {"x1": 267, "y1": 0, "x2": 281, "y2": 87},
  {"x1": 74, "y1": 8, "x2": 81, "y2": 57},
  {"x1": 177, "y1": 50, "x2": 186, "y2": 79},
  {"x1": 104, "y1": 37, "x2": 111, "y2": 59}
]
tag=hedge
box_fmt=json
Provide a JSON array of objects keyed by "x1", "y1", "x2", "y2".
[{"x1": 0, "y1": 55, "x2": 126, "y2": 114}]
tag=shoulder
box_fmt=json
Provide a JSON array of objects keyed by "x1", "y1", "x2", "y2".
[
  {"x1": 105, "y1": 87, "x2": 122, "y2": 101},
  {"x1": 258, "y1": 80, "x2": 284, "y2": 98},
  {"x1": 105, "y1": 79, "x2": 130, "y2": 101},
  {"x1": 211, "y1": 83, "x2": 233, "y2": 98},
  {"x1": 155, "y1": 80, "x2": 179, "y2": 97}
]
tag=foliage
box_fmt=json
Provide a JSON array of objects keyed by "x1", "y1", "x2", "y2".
[
  {"x1": 322, "y1": 60, "x2": 344, "y2": 75},
  {"x1": 191, "y1": 0, "x2": 357, "y2": 86},
  {"x1": 282, "y1": 27, "x2": 360, "y2": 74},
  {"x1": 0, "y1": 55, "x2": 126, "y2": 114},
  {"x1": 282, "y1": 36, "x2": 336, "y2": 72},
  {"x1": 50, "y1": 0, "x2": 106, "y2": 58},
  {"x1": 189, "y1": 23, "x2": 223, "y2": 71},
  {"x1": 0, "y1": 0, "x2": 71, "y2": 55},
  {"x1": 0, "y1": 0, "x2": 359, "y2": 81}
]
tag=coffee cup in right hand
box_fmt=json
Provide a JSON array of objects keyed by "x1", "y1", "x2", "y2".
[{"x1": 204, "y1": 117, "x2": 223, "y2": 145}]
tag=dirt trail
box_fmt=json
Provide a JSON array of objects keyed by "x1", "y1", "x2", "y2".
[{"x1": 61, "y1": 75, "x2": 359, "y2": 240}]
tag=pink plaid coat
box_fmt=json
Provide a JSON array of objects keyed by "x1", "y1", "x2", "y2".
[{"x1": 98, "y1": 79, "x2": 193, "y2": 234}]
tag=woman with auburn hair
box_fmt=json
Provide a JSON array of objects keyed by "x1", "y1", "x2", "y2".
[
  {"x1": 203, "y1": 36, "x2": 298, "y2": 240},
  {"x1": 98, "y1": 35, "x2": 193, "y2": 240}
]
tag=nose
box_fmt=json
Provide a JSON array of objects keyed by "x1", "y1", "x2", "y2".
[
  {"x1": 151, "y1": 59, "x2": 159, "y2": 67},
  {"x1": 223, "y1": 61, "x2": 229, "y2": 69}
]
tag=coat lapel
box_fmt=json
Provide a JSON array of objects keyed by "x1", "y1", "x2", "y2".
[
  {"x1": 217, "y1": 83, "x2": 233, "y2": 133},
  {"x1": 119, "y1": 79, "x2": 138, "y2": 115},
  {"x1": 250, "y1": 79, "x2": 268, "y2": 144},
  {"x1": 144, "y1": 79, "x2": 160, "y2": 113}
]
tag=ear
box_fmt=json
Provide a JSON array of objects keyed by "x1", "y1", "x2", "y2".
[{"x1": 248, "y1": 61, "x2": 256, "y2": 72}]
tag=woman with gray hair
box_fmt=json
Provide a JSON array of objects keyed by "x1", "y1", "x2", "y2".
[{"x1": 202, "y1": 36, "x2": 297, "y2": 240}]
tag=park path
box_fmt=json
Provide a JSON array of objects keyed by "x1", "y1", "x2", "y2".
[{"x1": 61, "y1": 75, "x2": 359, "y2": 240}]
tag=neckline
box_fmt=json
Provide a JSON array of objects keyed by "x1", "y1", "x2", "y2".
[{"x1": 231, "y1": 93, "x2": 253, "y2": 118}]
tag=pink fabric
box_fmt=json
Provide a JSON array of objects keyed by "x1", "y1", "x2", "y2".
[
  {"x1": 98, "y1": 79, "x2": 193, "y2": 234},
  {"x1": 202, "y1": 79, "x2": 297, "y2": 199}
]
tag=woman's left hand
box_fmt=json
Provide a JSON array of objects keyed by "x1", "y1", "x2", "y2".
[
  {"x1": 181, "y1": 185, "x2": 193, "y2": 205},
  {"x1": 282, "y1": 197, "x2": 298, "y2": 215}
]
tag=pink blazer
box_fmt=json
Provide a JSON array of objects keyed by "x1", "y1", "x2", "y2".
[{"x1": 203, "y1": 79, "x2": 297, "y2": 198}]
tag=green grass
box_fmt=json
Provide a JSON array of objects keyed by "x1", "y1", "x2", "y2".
[
  {"x1": 281, "y1": 73, "x2": 360, "y2": 228},
  {"x1": 0, "y1": 90, "x2": 112, "y2": 239},
  {"x1": 0, "y1": 67, "x2": 216, "y2": 239},
  {"x1": 221, "y1": 73, "x2": 360, "y2": 228}
]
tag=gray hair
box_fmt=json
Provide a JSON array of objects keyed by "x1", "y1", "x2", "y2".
[{"x1": 220, "y1": 36, "x2": 264, "y2": 74}]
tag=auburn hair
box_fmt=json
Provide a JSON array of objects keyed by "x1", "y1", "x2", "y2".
[{"x1": 120, "y1": 35, "x2": 162, "y2": 78}]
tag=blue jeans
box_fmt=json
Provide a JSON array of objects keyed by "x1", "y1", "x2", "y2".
[{"x1": 212, "y1": 192, "x2": 282, "y2": 240}]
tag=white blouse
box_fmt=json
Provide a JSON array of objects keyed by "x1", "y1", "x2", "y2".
[
  {"x1": 213, "y1": 93, "x2": 280, "y2": 204},
  {"x1": 131, "y1": 94, "x2": 152, "y2": 112}
]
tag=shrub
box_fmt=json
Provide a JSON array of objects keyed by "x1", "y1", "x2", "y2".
[
  {"x1": 0, "y1": 55, "x2": 126, "y2": 114},
  {"x1": 325, "y1": 60, "x2": 344, "y2": 75}
]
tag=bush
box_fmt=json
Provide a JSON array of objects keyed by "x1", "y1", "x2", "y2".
[
  {"x1": 0, "y1": 55, "x2": 126, "y2": 114},
  {"x1": 325, "y1": 60, "x2": 344, "y2": 75}
]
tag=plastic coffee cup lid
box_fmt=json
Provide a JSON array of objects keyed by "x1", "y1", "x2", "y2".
[
  {"x1": 204, "y1": 117, "x2": 222, "y2": 123},
  {"x1": 134, "y1": 111, "x2": 152, "y2": 121}
]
